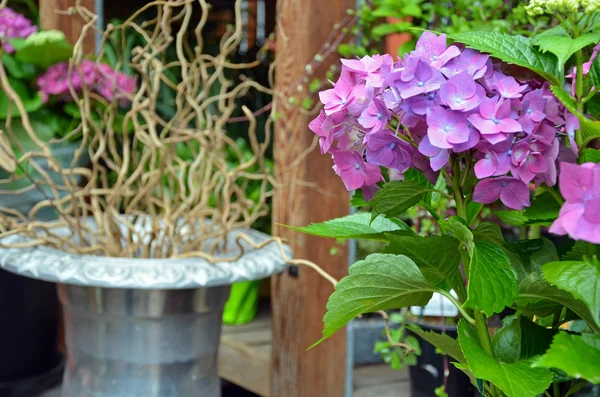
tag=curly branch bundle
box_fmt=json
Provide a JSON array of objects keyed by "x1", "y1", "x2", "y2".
[{"x1": 0, "y1": 0, "x2": 279, "y2": 259}]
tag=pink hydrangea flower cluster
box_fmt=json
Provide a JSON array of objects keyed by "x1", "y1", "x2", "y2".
[
  {"x1": 0, "y1": 8, "x2": 37, "y2": 53},
  {"x1": 310, "y1": 32, "x2": 574, "y2": 209},
  {"x1": 550, "y1": 162, "x2": 600, "y2": 244},
  {"x1": 37, "y1": 60, "x2": 136, "y2": 103}
]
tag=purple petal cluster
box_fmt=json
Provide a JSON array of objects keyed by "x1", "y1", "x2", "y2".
[
  {"x1": 0, "y1": 8, "x2": 37, "y2": 53},
  {"x1": 37, "y1": 61, "x2": 136, "y2": 103},
  {"x1": 310, "y1": 31, "x2": 575, "y2": 208}
]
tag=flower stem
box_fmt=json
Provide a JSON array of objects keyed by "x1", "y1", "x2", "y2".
[
  {"x1": 553, "y1": 381, "x2": 561, "y2": 397},
  {"x1": 475, "y1": 310, "x2": 499, "y2": 397}
]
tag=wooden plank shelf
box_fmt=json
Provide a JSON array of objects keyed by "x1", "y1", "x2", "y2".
[{"x1": 219, "y1": 304, "x2": 410, "y2": 397}]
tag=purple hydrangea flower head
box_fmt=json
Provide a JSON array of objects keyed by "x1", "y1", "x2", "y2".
[
  {"x1": 426, "y1": 106, "x2": 470, "y2": 149},
  {"x1": 549, "y1": 162, "x2": 600, "y2": 244},
  {"x1": 395, "y1": 59, "x2": 446, "y2": 99},
  {"x1": 365, "y1": 130, "x2": 413, "y2": 173},
  {"x1": 418, "y1": 135, "x2": 450, "y2": 171},
  {"x1": 0, "y1": 8, "x2": 37, "y2": 53},
  {"x1": 474, "y1": 140, "x2": 512, "y2": 179},
  {"x1": 440, "y1": 49, "x2": 489, "y2": 79},
  {"x1": 473, "y1": 177, "x2": 531, "y2": 209},
  {"x1": 511, "y1": 140, "x2": 549, "y2": 184},
  {"x1": 468, "y1": 96, "x2": 522, "y2": 144},
  {"x1": 332, "y1": 150, "x2": 382, "y2": 191},
  {"x1": 358, "y1": 97, "x2": 390, "y2": 132},
  {"x1": 518, "y1": 89, "x2": 546, "y2": 134},
  {"x1": 495, "y1": 75, "x2": 527, "y2": 99},
  {"x1": 413, "y1": 31, "x2": 460, "y2": 69},
  {"x1": 438, "y1": 71, "x2": 484, "y2": 111}
]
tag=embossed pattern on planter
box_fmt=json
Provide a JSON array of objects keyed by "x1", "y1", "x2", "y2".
[{"x1": 0, "y1": 228, "x2": 290, "y2": 289}]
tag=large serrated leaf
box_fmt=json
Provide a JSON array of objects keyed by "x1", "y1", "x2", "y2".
[
  {"x1": 534, "y1": 332, "x2": 600, "y2": 384},
  {"x1": 285, "y1": 212, "x2": 412, "y2": 241},
  {"x1": 524, "y1": 191, "x2": 561, "y2": 221},
  {"x1": 532, "y1": 25, "x2": 600, "y2": 67},
  {"x1": 384, "y1": 234, "x2": 462, "y2": 290},
  {"x1": 370, "y1": 180, "x2": 432, "y2": 219},
  {"x1": 458, "y1": 320, "x2": 553, "y2": 397},
  {"x1": 543, "y1": 259, "x2": 600, "y2": 327},
  {"x1": 11, "y1": 30, "x2": 73, "y2": 69},
  {"x1": 492, "y1": 314, "x2": 555, "y2": 363},
  {"x1": 312, "y1": 253, "x2": 435, "y2": 348},
  {"x1": 448, "y1": 31, "x2": 561, "y2": 84},
  {"x1": 407, "y1": 324, "x2": 465, "y2": 362},
  {"x1": 464, "y1": 241, "x2": 518, "y2": 316}
]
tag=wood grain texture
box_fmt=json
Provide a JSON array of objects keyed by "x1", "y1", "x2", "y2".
[
  {"x1": 272, "y1": 0, "x2": 353, "y2": 396},
  {"x1": 39, "y1": 0, "x2": 96, "y2": 53}
]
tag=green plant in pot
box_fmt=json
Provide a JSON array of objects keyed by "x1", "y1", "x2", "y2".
[{"x1": 293, "y1": 1, "x2": 600, "y2": 396}]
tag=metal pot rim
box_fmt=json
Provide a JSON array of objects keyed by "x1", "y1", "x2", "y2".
[{"x1": 0, "y1": 228, "x2": 290, "y2": 289}]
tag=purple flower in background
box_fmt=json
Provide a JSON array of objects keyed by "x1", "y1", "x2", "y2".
[
  {"x1": 473, "y1": 177, "x2": 531, "y2": 210},
  {"x1": 495, "y1": 75, "x2": 527, "y2": 99},
  {"x1": 441, "y1": 49, "x2": 489, "y2": 79},
  {"x1": 426, "y1": 106, "x2": 470, "y2": 149},
  {"x1": 550, "y1": 162, "x2": 600, "y2": 244},
  {"x1": 332, "y1": 151, "x2": 382, "y2": 191},
  {"x1": 468, "y1": 96, "x2": 522, "y2": 144},
  {"x1": 395, "y1": 59, "x2": 446, "y2": 99},
  {"x1": 413, "y1": 31, "x2": 460, "y2": 69},
  {"x1": 0, "y1": 8, "x2": 37, "y2": 53},
  {"x1": 438, "y1": 71, "x2": 483, "y2": 111},
  {"x1": 38, "y1": 61, "x2": 136, "y2": 103},
  {"x1": 358, "y1": 98, "x2": 390, "y2": 132},
  {"x1": 474, "y1": 140, "x2": 512, "y2": 179},
  {"x1": 365, "y1": 130, "x2": 413, "y2": 173}
]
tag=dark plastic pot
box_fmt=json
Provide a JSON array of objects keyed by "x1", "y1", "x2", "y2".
[
  {"x1": 408, "y1": 322, "x2": 476, "y2": 397},
  {"x1": 0, "y1": 269, "x2": 62, "y2": 396}
]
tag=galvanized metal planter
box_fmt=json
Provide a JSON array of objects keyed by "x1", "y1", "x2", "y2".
[{"x1": 0, "y1": 228, "x2": 289, "y2": 397}]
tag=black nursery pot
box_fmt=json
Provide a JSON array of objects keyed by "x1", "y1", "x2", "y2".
[
  {"x1": 408, "y1": 322, "x2": 476, "y2": 397},
  {"x1": 0, "y1": 269, "x2": 63, "y2": 396}
]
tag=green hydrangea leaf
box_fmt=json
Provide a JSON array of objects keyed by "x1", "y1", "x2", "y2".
[
  {"x1": 458, "y1": 320, "x2": 553, "y2": 397},
  {"x1": 385, "y1": 234, "x2": 462, "y2": 290},
  {"x1": 464, "y1": 241, "x2": 518, "y2": 316},
  {"x1": 407, "y1": 324, "x2": 465, "y2": 363},
  {"x1": 285, "y1": 212, "x2": 412, "y2": 241},
  {"x1": 534, "y1": 333, "x2": 600, "y2": 384},
  {"x1": 370, "y1": 180, "x2": 433, "y2": 219},
  {"x1": 448, "y1": 31, "x2": 561, "y2": 84},
  {"x1": 543, "y1": 259, "x2": 600, "y2": 327},
  {"x1": 311, "y1": 253, "x2": 434, "y2": 348}
]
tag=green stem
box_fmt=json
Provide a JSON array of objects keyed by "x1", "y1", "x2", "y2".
[
  {"x1": 474, "y1": 311, "x2": 499, "y2": 397},
  {"x1": 553, "y1": 381, "x2": 561, "y2": 397},
  {"x1": 519, "y1": 225, "x2": 527, "y2": 240},
  {"x1": 528, "y1": 225, "x2": 541, "y2": 239},
  {"x1": 575, "y1": 49, "x2": 585, "y2": 113},
  {"x1": 543, "y1": 185, "x2": 565, "y2": 205},
  {"x1": 451, "y1": 159, "x2": 466, "y2": 220},
  {"x1": 439, "y1": 290, "x2": 475, "y2": 325}
]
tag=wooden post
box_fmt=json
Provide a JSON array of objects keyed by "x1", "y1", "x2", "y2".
[
  {"x1": 39, "y1": 0, "x2": 96, "y2": 53},
  {"x1": 272, "y1": 0, "x2": 353, "y2": 396}
]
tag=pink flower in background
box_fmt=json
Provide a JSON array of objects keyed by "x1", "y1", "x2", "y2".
[
  {"x1": 473, "y1": 177, "x2": 531, "y2": 210},
  {"x1": 37, "y1": 61, "x2": 136, "y2": 103},
  {"x1": 0, "y1": 8, "x2": 37, "y2": 53},
  {"x1": 550, "y1": 162, "x2": 600, "y2": 244}
]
